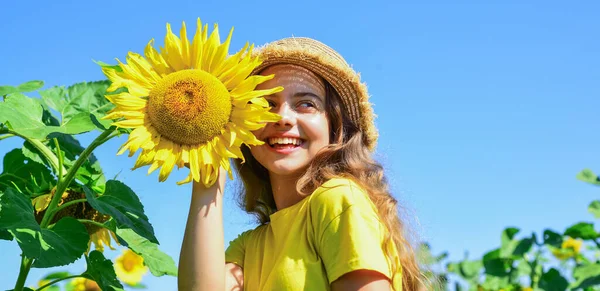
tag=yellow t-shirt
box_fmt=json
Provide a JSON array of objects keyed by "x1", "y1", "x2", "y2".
[{"x1": 225, "y1": 178, "x2": 403, "y2": 290}]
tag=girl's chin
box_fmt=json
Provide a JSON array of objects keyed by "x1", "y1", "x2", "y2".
[{"x1": 266, "y1": 163, "x2": 310, "y2": 177}]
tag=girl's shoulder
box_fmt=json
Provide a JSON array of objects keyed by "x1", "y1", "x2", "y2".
[{"x1": 309, "y1": 177, "x2": 376, "y2": 216}]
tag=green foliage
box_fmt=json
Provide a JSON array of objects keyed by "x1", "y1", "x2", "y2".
[
  {"x1": 84, "y1": 181, "x2": 158, "y2": 243},
  {"x1": 565, "y1": 222, "x2": 598, "y2": 240},
  {"x1": 0, "y1": 188, "x2": 89, "y2": 267},
  {"x1": 578, "y1": 169, "x2": 600, "y2": 186},
  {"x1": 39, "y1": 81, "x2": 115, "y2": 132},
  {"x1": 116, "y1": 228, "x2": 178, "y2": 277},
  {"x1": 0, "y1": 149, "x2": 55, "y2": 196},
  {"x1": 571, "y1": 264, "x2": 600, "y2": 289},
  {"x1": 538, "y1": 268, "x2": 568, "y2": 291},
  {"x1": 0, "y1": 80, "x2": 44, "y2": 96},
  {"x1": 0, "y1": 93, "x2": 58, "y2": 139},
  {"x1": 0, "y1": 79, "x2": 175, "y2": 290},
  {"x1": 83, "y1": 251, "x2": 125, "y2": 291},
  {"x1": 434, "y1": 168, "x2": 600, "y2": 290}
]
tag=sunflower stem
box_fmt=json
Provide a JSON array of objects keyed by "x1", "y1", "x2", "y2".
[
  {"x1": 9, "y1": 130, "x2": 67, "y2": 176},
  {"x1": 78, "y1": 219, "x2": 109, "y2": 230},
  {"x1": 53, "y1": 137, "x2": 64, "y2": 182},
  {"x1": 13, "y1": 255, "x2": 33, "y2": 291},
  {"x1": 50, "y1": 198, "x2": 88, "y2": 217},
  {"x1": 40, "y1": 127, "x2": 115, "y2": 229},
  {"x1": 0, "y1": 133, "x2": 15, "y2": 141},
  {"x1": 34, "y1": 274, "x2": 83, "y2": 291}
]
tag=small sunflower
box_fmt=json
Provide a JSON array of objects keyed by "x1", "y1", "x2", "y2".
[
  {"x1": 114, "y1": 249, "x2": 148, "y2": 286},
  {"x1": 69, "y1": 278, "x2": 100, "y2": 291},
  {"x1": 33, "y1": 279, "x2": 51, "y2": 290},
  {"x1": 102, "y1": 18, "x2": 282, "y2": 187},
  {"x1": 32, "y1": 188, "x2": 119, "y2": 252},
  {"x1": 550, "y1": 237, "x2": 583, "y2": 260}
]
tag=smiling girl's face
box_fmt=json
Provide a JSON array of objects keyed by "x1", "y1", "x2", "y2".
[{"x1": 250, "y1": 64, "x2": 330, "y2": 177}]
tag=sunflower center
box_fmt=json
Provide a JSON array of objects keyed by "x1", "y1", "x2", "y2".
[
  {"x1": 147, "y1": 69, "x2": 231, "y2": 145},
  {"x1": 123, "y1": 257, "x2": 137, "y2": 272}
]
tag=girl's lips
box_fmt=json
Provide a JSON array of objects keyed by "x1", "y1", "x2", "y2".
[{"x1": 265, "y1": 141, "x2": 304, "y2": 154}]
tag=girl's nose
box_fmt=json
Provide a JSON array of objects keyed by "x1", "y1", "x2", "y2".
[{"x1": 273, "y1": 103, "x2": 296, "y2": 128}]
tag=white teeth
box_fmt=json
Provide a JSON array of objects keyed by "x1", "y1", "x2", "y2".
[{"x1": 268, "y1": 137, "x2": 302, "y2": 146}]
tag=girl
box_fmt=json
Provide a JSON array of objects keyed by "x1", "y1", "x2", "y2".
[{"x1": 179, "y1": 37, "x2": 423, "y2": 291}]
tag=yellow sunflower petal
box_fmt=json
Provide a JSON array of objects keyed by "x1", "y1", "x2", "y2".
[
  {"x1": 112, "y1": 118, "x2": 145, "y2": 128},
  {"x1": 231, "y1": 87, "x2": 283, "y2": 108},
  {"x1": 189, "y1": 146, "x2": 201, "y2": 182},
  {"x1": 190, "y1": 18, "x2": 204, "y2": 70},
  {"x1": 215, "y1": 42, "x2": 249, "y2": 79},
  {"x1": 161, "y1": 23, "x2": 186, "y2": 71},
  {"x1": 102, "y1": 67, "x2": 150, "y2": 97},
  {"x1": 176, "y1": 174, "x2": 194, "y2": 185},
  {"x1": 208, "y1": 27, "x2": 233, "y2": 74},
  {"x1": 144, "y1": 39, "x2": 170, "y2": 75},
  {"x1": 179, "y1": 22, "x2": 191, "y2": 67},
  {"x1": 32, "y1": 194, "x2": 52, "y2": 212},
  {"x1": 104, "y1": 92, "x2": 147, "y2": 111},
  {"x1": 158, "y1": 144, "x2": 180, "y2": 182},
  {"x1": 133, "y1": 150, "x2": 155, "y2": 169},
  {"x1": 126, "y1": 52, "x2": 162, "y2": 85},
  {"x1": 202, "y1": 24, "x2": 220, "y2": 72}
]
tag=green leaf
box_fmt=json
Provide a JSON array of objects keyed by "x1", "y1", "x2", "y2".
[
  {"x1": 543, "y1": 229, "x2": 563, "y2": 247},
  {"x1": 565, "y1": 222, "x2": 598, "y2": 240},
  {"x1": 482, "y1": 249, "x2": 510, "y2": 277},
  {"x1": 502, "y1": 227, "x2": 520, "y2": 241},
  {"x1": 577, "y1": 169, "x2": 600, "y2": 186},
  {"x1": 480, "y1": 275, "x2": 509, "y2": 290},
  {"x1": 499, "y1": 228, "x2": 533, "y2": 258},
  {"x1": 42, "y1": 271, "x2": 72, "y2": 280},
  {"x1": 0, "y1": 188, "x2": 89, "y2": 267},
  {"x1": 459, "y1": 260, "x2": 482, "y2": 279},
  {"x1": 84, "y1": 180, "x2": 157, "y2": 243},
  {"x1": 0, "y1": 228, "x2": 13, "y2": 240},
  {"x1": 39, "y1": 81, "x2": 115, "y2": 134},
  {"x1": 0, "y1": 149, "x2": 55, "y2": 196},
  {"x1": 94, "y1": 60, "x2": 123, "y2": 72},
  {"x1": 116, "y1": 228, "x2": 178, "y2": 277},
  {"x1": 0, "y1": 93, "x2": 61, "y2": 139},
  {"x1": 33, "y1": 217, "x2": 90, "y2": 268},
  {"x1": 0, "y1": 80, "x2": 44, "y2": 95},
  {"x1": 17, "y1": 80, "x2": 44, "y2": 92},
  {"x1": 589, "y1": 201, "x2": 600, "y2": 219},
  {"x1": 83, "y1": 250, "x2": 125, "y2": 291},
  {"x1": 571, "y1": 264, "x2": 600, "y2": 289},
  {"x1": 516, "y1": 259, "x2": 532, "y2": 277}
]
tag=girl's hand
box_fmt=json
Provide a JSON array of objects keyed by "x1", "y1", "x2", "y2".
[{"x1": 191, "y1": 167, "x2": 228, "y2": 198}]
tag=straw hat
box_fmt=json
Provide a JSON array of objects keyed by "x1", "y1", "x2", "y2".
[{"x1": 252, "y1": 37, "x2": 378, "y2": 151}]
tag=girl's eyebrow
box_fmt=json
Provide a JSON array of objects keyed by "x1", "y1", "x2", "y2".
[{"x1": 292, "y1": 92, "x2": 324, "y2": 102}]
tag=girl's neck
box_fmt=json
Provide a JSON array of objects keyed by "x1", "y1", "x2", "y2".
[{"x1": 269, "y1": 172, "x2": 305, "y2": 211}]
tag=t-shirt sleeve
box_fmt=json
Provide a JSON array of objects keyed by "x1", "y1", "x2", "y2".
[
  {"x1": 310, "y1": 179, "x2": 392, "y2": 284},
  {"x1": 225, "y1": 230, "x2": 250, "y2": 268}
]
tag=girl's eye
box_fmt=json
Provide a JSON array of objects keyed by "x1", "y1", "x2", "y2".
[
  {"x1": 267, "y1": 100, "x2": 276, "y2": 107},
  {"x1": 298, "y1": 101, "x2": 316, "y2": 109}
]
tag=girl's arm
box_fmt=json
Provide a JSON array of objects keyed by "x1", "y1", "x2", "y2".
[
  {"x1": 331, "y1": 270, "x2": 391, "y2": 291},
  {"x1": 178, "y1": 170, "x2": 243, "y2": 291}
]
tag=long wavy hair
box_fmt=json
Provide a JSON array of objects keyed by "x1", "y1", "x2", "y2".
[{"x1": 234, "y1": 80, "x2": 426, "y2": 290}]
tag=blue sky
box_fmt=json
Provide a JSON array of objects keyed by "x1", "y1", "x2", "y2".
[{"x1": 1, "y1": 1, "x2": 599, "y2": 289}]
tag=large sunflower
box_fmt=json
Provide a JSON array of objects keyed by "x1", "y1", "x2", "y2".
[{"x1": 102, "y1": 19, "x2": 282, "y2": 186}]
